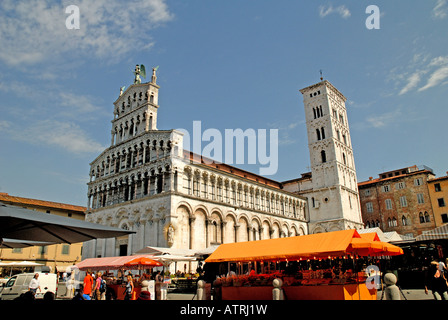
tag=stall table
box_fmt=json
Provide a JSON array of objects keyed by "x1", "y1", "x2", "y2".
[
  {"x1": 108, "y1": 283, "x2": 141, "y2": 300},
  {"x1": 283, "y1": 283, "x2": 376, "y2": 300},
  {"x1": 219, "y1": 283, "x2": 376, "y2": 301}
]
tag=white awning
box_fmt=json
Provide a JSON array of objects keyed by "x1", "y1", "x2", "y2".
[
  {"x1": 416, "y1": 224, "x2": 448, "y2": 241},
  {"x1": 135, "y1": 246, "x2": 196, "y2": 257}
]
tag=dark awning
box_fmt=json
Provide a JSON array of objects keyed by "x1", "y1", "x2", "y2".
[{"x1": 0, "y1": 202, "x2": 134, "y2": 244}]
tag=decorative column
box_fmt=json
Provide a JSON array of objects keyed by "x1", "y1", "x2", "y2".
[
  {"x1": 170, "y1": 170, "x2": 175, "y2": 192},
  {"x1": 221, "y1": 221, "x2": 226, "y2": 244},
  {"x1": 205, "y1": 219, "x2": 210, "y2": 248},
  {"x1": 189, "y1": 217, "x2": 196, "y2": 249},
  {"x1": 153, "y1": 175, "x2": 158, "y2": 195},
  {"x1": 147, "y1": 175, "x2": 152, "y2": 195},
  {"x1": 234, "y1": 225, "x2": 239, "y2": 243}
]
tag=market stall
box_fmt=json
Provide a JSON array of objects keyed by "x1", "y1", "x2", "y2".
[
  {"x1": 75, "y1": 254, "x2": 162, "y2": 300},
  {"x1": 205, "y1": 229, "x2": 403, "y2": 300},
  {"x1": 135, "y1": 246, "x2": 199, "y2": 293}
]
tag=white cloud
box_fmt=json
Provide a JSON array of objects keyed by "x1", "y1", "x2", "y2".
[
  {"x1": 399, "y1": 72, "x2": 422, "y2": 95},
  {"x1": 433, "y1": 0, "x2": 447, "y2": 19},
  {"x1": 395, "y1": 54, "x2": 448, "y2": 94},
  {"x1": 0, "y1": 0, "x2": 173, "y2": 66},
  {"x1": 418, "y1": 66, "x2": 448, "y2": 91},
  {"x1": 0, "y1": 78, "x2": 106, "y2": 121},
  {"x1": 366, "y1": 110, "x2": 401, "y2": 128},
  {"x1": 0, "y1": 119, "x2": 106, "y2": 154},
  {"x1": 0, "y1": 120, "x2": 12, "y2": 131},
  {"x1": 319, "y1": 4, "x2": 351, "y2": 19},
  {"x1": 268, "y1": 118, "x2": 303, "y2": 146},
  {"x1": 59, "y1": 92, "x2": 103, "y2": 116}
]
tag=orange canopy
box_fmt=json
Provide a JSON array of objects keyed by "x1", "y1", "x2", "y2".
[
  {"x1": 124, "y1": 256, "x2": 163, "y2": 268},
  {"x1": 205, "y1": 229, "x2": 400, "y2": 263},
  {"x1": 359, "y1": 232, "x2": 404, "y2": 256},
  {"x1": 360, "y1": 232, "x2": 381, "y2": 242}
]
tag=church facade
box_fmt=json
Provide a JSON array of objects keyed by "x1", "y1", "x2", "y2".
[{"x1": 82, "y1": 66, "x2": 363, "y2": 259}]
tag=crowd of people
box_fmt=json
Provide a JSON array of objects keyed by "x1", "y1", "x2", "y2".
[{"x1": 72, "y1": 269, "x2": 165, "y2": 301}]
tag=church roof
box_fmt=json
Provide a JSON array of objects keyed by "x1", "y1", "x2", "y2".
[
  {"x1": 183, "y1": 150, "x2": 307, "y2": 200},
  {"x1": 183, "y1": 150, "x2": 283, "y2": 189}
]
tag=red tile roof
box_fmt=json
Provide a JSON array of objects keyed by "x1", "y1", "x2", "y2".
[
  {"x1": 0, "y1": 193, "x2": 86, "y2": 213},
  {"x1": 183, "y1": 150, "x2": 283, "y2": 189}
]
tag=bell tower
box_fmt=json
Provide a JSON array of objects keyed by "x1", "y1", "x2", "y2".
[
  {"x1": 299, "y1": 80, "x2": 363, "y2": 233},
  {"x1": 110, "y1": 66, "x2": 160, "y2": 146}
]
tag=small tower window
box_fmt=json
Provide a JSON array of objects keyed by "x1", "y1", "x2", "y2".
[
  {"x1": 316, "y1": 129, "x2": 321, "y2": 141},
  {"x1": 321, "y1": 150, "x2": 327, "y2": 163}
]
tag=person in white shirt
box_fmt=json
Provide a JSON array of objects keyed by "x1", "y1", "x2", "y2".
[
  {"x1": 29, "y1": 273, "x2": 41, "y2": 296},
  {"x1": 438, "y1": 259, "x2": 447, "y2": 272}
]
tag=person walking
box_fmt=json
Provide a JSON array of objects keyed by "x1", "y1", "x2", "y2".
[
  {"x1": 425, "y1": 260, "x2": 448, "y2": 300},
  {"x1": 83, "y1": 270, "x2": 94, "y2": 299},
  {"x1": 28, "y1": 273, "x2": 40, "y2": 297},
  {"x1": 124, "y1": 274, "x2": 134, "y2": 300},
  {"x1": 93, "y1": 272, "x2": 104, "y2": 300}
]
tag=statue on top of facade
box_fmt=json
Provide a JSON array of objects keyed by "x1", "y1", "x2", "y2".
[
  {"x1": 151, "y1": 66, "x2": 159, "y2": 84},
  {"x1": 133, "y1": 64, "x2": 146, "y2": 84}
]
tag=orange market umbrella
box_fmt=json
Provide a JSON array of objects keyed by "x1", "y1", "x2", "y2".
[
  {"x1": 348, "y1": 236, "x2": 386, "y2": 256},
  {"x1": 380, "y1": 242, "x2": 403, "y2": 256},
  {"x1": 358, "y1": 232, "x2": 404, "y2": 256},
  {"x1": 124, "y1": 257, "x2": 163, "y2": 268}
]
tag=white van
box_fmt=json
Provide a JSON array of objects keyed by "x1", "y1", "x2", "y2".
[{"x1": 0, "y1": 273, "x2": 58, "y2": 300}]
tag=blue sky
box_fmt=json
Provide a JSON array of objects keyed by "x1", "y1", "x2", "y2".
[{"x1": 0, "y1": 0, "x2": 447, "y2": 207}]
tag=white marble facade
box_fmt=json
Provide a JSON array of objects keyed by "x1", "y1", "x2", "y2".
[{"x1": 83, "y1": 68, "x2": 310, "y2": 260}]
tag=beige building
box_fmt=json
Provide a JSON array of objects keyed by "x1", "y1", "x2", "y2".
[
  {"x1": 0, "y1": 192, "x2": 86, "y2": 273},
  {"x1": 427, "y1": 174, "x2": 448, "y2": 227}
]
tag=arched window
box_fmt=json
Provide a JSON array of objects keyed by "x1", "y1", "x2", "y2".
[
  {"x1": 402, "y1": 215, "x2": 408, "y2": 226},
  {"x1": 419, "y1": 212, "x2": 425, "y2": 223},
  {"x1": 321, "y1": 127, "x2": 325, "y2": 139},
  {"x1": 343, "y1": 153, "x2": 346, "y2": 165},
  {"x1": 193, "y1": 177, "x2": 199, "y2": 196},
  {"x1": 316, "y1": 129, "x2": 321, "y2": 140},
  {"x1": 321, "y1": 150, "x2": 327, "y2": 163},
  {"x1": 424, "y1": 211, "x2": 431, "y2": 223}
]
